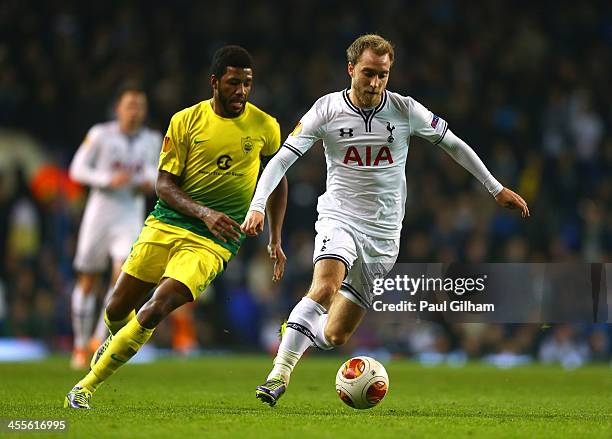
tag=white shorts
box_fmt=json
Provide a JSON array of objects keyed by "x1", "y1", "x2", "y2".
[
  {"x1": 312, "y1": 218, "x2": 399, "y2": 309},
  {"x1": 74, "y1": 213, "x2": 142, "y2": 273}
]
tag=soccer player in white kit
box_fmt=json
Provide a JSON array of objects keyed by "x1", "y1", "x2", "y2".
[
  {"x1": 69, "y1": 87, "x2": 161, "y2": 368},
  {"x1": 242, "y1": 34, "x2": 530, "y2": 406}
]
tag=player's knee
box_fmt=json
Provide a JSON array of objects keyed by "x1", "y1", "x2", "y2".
[
  {"x1": 138, "y1": 290, "x2": 187, "y2": 328},
  {"x1": 308, "y1": 280, "x2": 340, "y2": 304},
  {"x1": 105, "y1": 284, "x2": 128, "y2": 319},
  {"x1": 137, "y1": 299, "x2": 167, "y2": 328},
  {"x1": 324, "y1": 323, "x2": 352, "y2": 346},
  {"x1": 77, "y1": 274, "x2": 96, "y2": 294},
  {"x1": 325, "y1": 329, "x2": 351, "y2": 347},
  {"x1": 105, "y1": 296, "x2": 126, "y2": 322}
]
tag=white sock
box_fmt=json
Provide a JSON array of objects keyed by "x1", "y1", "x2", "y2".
[
  {"x1": 267, "y1": 297, "x2": 327, "y2": 381},
  {"x1": 71, "y1": 286, "x2": 96, "y2": 350},
  {"x1": 313, "y1": 313, "x2": 334, "y2": 350},
  {"x1": 92, "y1": 286, "x2": 113, "y2": 341}
]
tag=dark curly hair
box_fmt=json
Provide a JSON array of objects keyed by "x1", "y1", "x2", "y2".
[{"x1": 211, "y1": 45, "x2": 253, "y2": 78}]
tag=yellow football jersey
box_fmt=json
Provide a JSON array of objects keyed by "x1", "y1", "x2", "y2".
[{"x1": 150, "y1": 99, "x2": 281, "y2": 255}]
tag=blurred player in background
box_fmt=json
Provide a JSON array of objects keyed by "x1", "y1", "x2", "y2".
[
  {"x1": 68, "y1": 87, "x2": 160, "y2": 369},
  {"x1": 64, "y1": 45, "x2": 288, "y2": 408},
  {"x1": 242, "y1": 34, "x2": 530, "y2": 406}
]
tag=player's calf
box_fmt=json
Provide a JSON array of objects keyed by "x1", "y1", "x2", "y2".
[{"x1": 320, "y1": 292, "x2": 367, "y2": 347}]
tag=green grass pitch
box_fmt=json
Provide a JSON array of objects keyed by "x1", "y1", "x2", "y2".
[{"x1": 0, "y1": 355, "x2": 610, "y2": 438}]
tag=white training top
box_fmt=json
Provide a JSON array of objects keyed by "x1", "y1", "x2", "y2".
[
  {"x1": 249, "y1": 89, "x2": 503, "y2": 239},
  {"x1": 69, "y1": 121, "x2": 162, "y2": 226}
]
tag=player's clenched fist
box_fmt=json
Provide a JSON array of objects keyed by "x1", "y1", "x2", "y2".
[{"x1": 241, "y1": 210, "x2": 265, "y2": 236}]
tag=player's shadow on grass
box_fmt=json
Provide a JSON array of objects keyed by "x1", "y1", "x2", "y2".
[{"x1": 187, "y1": 407, "x2": 607, "y2": 422}]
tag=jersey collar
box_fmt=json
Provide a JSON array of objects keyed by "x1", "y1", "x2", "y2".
[
  {"x1": 342, "y1": 89, "x2": 387, "y2": 132},
  {"x1": 207, "y1": 99, "x2": 250, "y2": 121}
]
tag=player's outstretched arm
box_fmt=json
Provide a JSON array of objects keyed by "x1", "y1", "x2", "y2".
[
  {"x1": 241, "y1": 147, "x2": 300, "y2": 236},
  {"x1": 70, "y1": 129, "x2": 131, "y2": 189},
  {"x1": 266, "y1": 175, "x2": 288, "y2": 282},
  {"x1": 494, "y1": 187, "x2": 530, "y2": 218},
  {"x1": 437, "y1": 129, "x2": 529, "y2": 218},
  {"x1": 156, "y1": 170, "x2": 241, "y2": 243}
]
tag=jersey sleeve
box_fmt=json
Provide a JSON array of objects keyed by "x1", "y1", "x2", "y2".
[
  {"x1": 438, "y1": 129, "x2": 503, "y2": 196},
  {"x1": 69, "y1": 125, "x2": 113, "y2": 188},
  {"x1": 248, "y1": 99, "x2": 327, "y2": 213},
  {"x1": 400, "y1": 95, "x2": 502, "y2": 196},
  {"x1": 282, "y1": 99, "x2": 327, "y2": 158},
  {"x1": 261, "y1": 117, "x2": 281, "y2": 157},
  {"x1": 407, "y1": 97, "x2": 449, "y2": 145},
  {"x1": 158, "y1": 112, "x2": 190, "y2": 176}
]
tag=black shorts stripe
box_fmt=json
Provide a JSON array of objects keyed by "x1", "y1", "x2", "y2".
[
  {"x1": 314, "y1": 253, "x2": 350, "y2": 269},
  {"x1": 282, "y1": 143, "x2": 303, "y2": 157},
  {"x1": 434, "y1": 123, "x2": 449, "y2": 145},
  {"x1": 286, "y1": 321, "x2": 315, "y2": 343},
  {"x1": 313, "y1": 254, "x2": 350, "y2": 278},
  {"x1": 341, "y1": 282, "x2": 370, "y2": 308}
]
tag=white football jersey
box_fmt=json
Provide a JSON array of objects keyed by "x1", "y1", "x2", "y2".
[
  {"x1": 284, "y1": 89, "x2": 448, "y2": 239},
  {"x1": 70, "y1": 121, "x2": 162, "y2": 228}
]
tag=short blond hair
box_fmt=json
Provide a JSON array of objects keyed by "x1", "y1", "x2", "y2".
[{"x1": 346, "y1": 34, "x2": 394, "y2": 65}]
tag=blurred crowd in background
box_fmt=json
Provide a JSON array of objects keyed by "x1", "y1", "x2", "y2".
[{"x1": 0, "y1": 0, "x2": 610, "y2": 365}]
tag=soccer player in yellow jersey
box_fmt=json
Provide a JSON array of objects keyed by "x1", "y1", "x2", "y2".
[{"x1": 64, "y1": 45, "x2": 288, "y2": 409}]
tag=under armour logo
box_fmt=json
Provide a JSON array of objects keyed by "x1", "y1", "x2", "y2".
[
  {"x1": 339, "y1": 128, "x2": 354, "y2": 137},
  {"x1": 321, "y1": 237, "x2": 330, "y2": 252},
  {"x1": 386, "y1": 122, "x2": 395, "y2": 143}
]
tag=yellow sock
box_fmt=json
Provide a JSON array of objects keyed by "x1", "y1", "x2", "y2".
[
  {"x1": 78, "y1": 317, "x2": 154, "y2": 392},
  {"x1": 104, "y1": 309, "x2": 136, "y2": 335}
]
